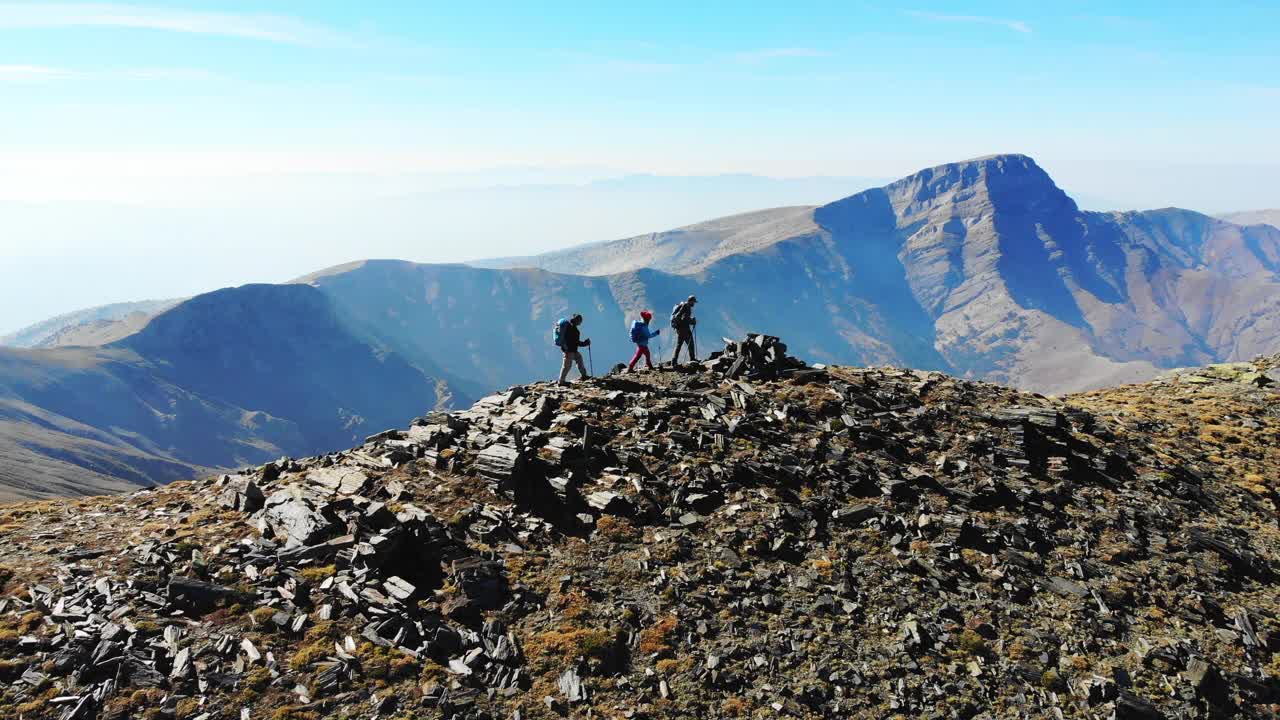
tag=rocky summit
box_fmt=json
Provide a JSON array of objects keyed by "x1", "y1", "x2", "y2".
[{"x1": 0, "y1": 336, "x2": 1277, "y2": 720}]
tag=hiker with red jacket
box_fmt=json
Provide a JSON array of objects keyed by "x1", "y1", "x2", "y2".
[
  {"x1": 670, "y1": 295, "x2": 698, "y2": 365},
  {"x1": 555, "y1": 314, "x2": 591, "y2": 385},
  {"x1": 627, "y1": 310, "x2": 661, "y2": 371}
]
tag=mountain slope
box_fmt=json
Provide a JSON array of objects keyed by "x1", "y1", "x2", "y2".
[
  {"x1": 0, "y1": 384, "x2": 203, "y2": 501},
  {"x1": 472, "y1": 205, "x2": 821, "y2": 275},
  {"x1": 0, "y1": 346, "x2": 1274, "y2": 718},
  {"x1": 300, "y1": 260, "x2": 647, "y2": 392},
  {"x1": 0, "y1": 284, "x2": 474, "y2": 499},
  {"x1": 300, "y1": 252, "x2": 952, "y2": 396},
  {"x1": 115, "y1": 284, "x2": 458, "y2": 460}
]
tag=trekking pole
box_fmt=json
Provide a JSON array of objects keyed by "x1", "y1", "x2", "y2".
[{"x1": 588, "y1": 345, "x2": 594, "y2": 377}]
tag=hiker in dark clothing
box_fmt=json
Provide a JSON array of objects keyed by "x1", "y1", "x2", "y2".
[
  {"x1": 628, "y1": 310, "x2": 660, "y2": 371},
  {"x1": 670, "y1": 295, "x2": 698, "y2": 364},
  {"x1": 557, "y1": 314, "x2": 591, "y2": 385}
]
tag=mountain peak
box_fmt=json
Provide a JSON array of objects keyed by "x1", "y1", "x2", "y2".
[
  {"x1": 868, "y1": 152, "x2": 1076, "y2": 220},
  {"x1": 889, "y1": 153, "x2": 1053, "y2": 189},
  {"x1": 955, "y1": 151, "x2": 1036, "y2": 164}
]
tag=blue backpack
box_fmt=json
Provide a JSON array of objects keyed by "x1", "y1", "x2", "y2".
[
  {"x1": 553, "y1": 318, "x2": 570, "y2": 348},
  {"x1": 630, "y1": 320, "x2": 647, "y2": 343}
]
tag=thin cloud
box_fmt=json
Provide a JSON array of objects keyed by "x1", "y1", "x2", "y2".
[
  {"x1": 908, "y1": 10, "x2": 1032, "y2": 34},
  {"x1": 733, "y1": 48, "x2": 831, "y2": 63},
  {"x1": 600, "y1": 59, "x2": 682, "y2": 74},
  {"x1": 549, "y1": 50, "x2": 684, "y2": 74},
  {"x1": 1235, "y1": 85, "x2": 1280, "y2": 99},
  {"x1": 1079, "y1": 15, "x2": 1159, "y2": 31},
  {"x1": 570, "y1": 46, "x2": 829, "y2": 73},
  {"x1": 0, "y1": 64, "x2": 219, "y2": 83},
  {"x1": 0, "y1": 64, "x2": 79, "y2": 81},
  {"x1": 0, "y1": 2, "x2": 353, "y2": 46},
  {"x1": 117, "y1": 67, "x2": 222, "y2": 81}
]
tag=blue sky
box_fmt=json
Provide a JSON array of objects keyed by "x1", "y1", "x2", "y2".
[
  {"x1": 1, "y1": 1, "x2": 1279, "y2": 333},
  {"x1": 4, "y1": 2, "x2": 1278, "y2": 170}
]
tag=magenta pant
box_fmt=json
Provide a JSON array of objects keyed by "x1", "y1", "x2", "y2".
[{"x1": 628, "y1": 346, "x2": 652, "y2": 370}]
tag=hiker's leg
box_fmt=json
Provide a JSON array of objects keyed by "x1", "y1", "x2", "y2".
[
  {"x1": 641, "y1": 346, "x2": 652, "y2": 369},
  {"x1": 575, "y1": 352, "x2": 588, "y2": 378},
  {"x1": 558, "y1": 353, "x2": 573, "y2": 384},
  {"x1": 628, "y1": 346, "x2": 644, "y2": 371},
  {"x1": 672, "y1": 335, "x2": 685, "y2": 363}
]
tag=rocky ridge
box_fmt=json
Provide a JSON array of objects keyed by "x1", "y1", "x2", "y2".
[{"x1": 0, "y1": 338, "x2": 1277, "y2": 719}]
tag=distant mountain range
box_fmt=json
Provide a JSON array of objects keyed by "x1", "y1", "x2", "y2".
[
  {"x1": 2, "y1": 153, "x2": 1277, "y2": 499},
  {"x1": 1, "y1": 299, "x2": 181, "y2": 349},
  {"x1": 1219, "y1": 209, "x2": 1280, "y2": 230},
  {"x1": 471, "y1": 205, "x2": 820, "y2": 275}
]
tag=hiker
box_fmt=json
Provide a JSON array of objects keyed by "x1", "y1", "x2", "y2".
[
  {"x1": 628, "y1": 310, "x2": 661, "y2": 371},
  {"x1": 554, "y1": 313, "x2": 591, "y2": 385},
  {"x1": 670, "y1": 295, "x2": 698, "y2": 364}
]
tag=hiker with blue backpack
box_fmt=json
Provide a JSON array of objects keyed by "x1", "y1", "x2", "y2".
[
  {"x1": 554, "y1": 314, "x2": 591, "y2": 385},
  {"x1": 627, "y1": 310, "x2": 661, "y2": 371}
]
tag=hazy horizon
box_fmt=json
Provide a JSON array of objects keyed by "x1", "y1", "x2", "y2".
[{"x1": 2, "y1": 2, "x2": 1278, "y2": 334}]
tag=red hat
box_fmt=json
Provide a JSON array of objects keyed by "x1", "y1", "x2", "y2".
[{"x1": 640, "y1": 310, "x2": 653, "y2": 321}]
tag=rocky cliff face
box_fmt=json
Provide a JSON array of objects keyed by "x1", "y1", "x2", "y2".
[
  {"x1": 0, "y1": 340, "x2": 1275, "y2": 719},
  {"x1": 833, "y1": 155, "x2": 1280, "y2": 390}
]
